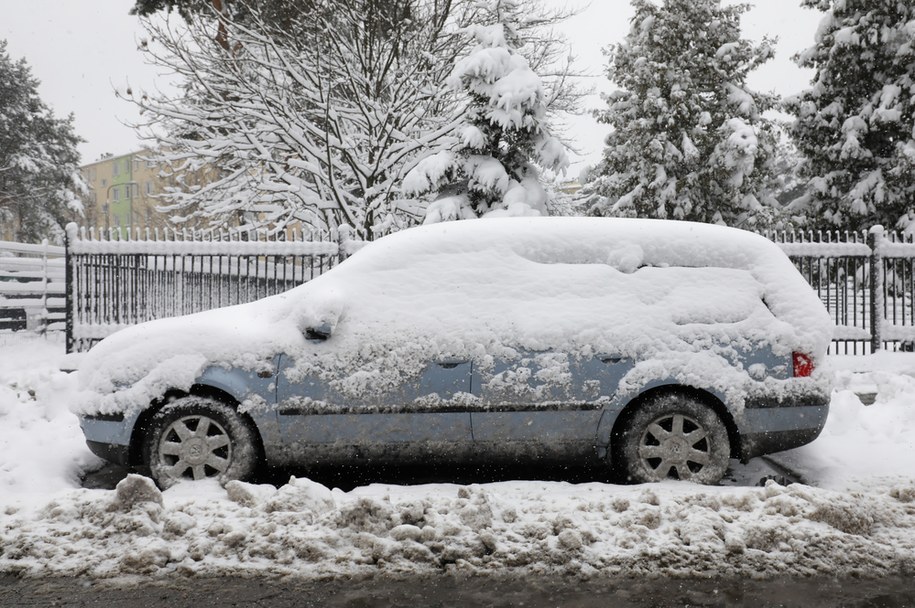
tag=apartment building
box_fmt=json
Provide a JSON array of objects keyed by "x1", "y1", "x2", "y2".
[{"x1": 80, "y1": 150, "x2": 171, "y2": 230}]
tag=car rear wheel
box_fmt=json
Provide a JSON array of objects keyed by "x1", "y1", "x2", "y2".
[
  {"x1": 619, "y1": 393, "x2": 730, "y2": 484},
  {"x1": 145, "y1": 396, "x2": 259, "y2": 489}
]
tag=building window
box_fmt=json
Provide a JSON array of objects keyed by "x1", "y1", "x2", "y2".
[
  {"x1": 101, "y1": 179, "x2": 107, "y2": 187},
  {"x1": 145, "y1": 181, "x2": 153, "y2": 195},
  {"x1": 112, "y1": 187, "x2": 120, "y2": 201},
  {"x1": 112, "y1": 159, "x2": 120, "y2": 176}
]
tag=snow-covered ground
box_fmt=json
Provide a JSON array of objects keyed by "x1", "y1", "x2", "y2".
[{"x1": 2, "y1": 333, "x2": 914, "y2": 579}]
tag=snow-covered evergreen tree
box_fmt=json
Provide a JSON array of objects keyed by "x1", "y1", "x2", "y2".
[
  {"x1": 585, "y1": 0, "x2": 778, "y2": 227},
  {"x1": 785, "y1": 0, "x2": 915, "y2": 231},
  {"x1": 403, "y1": 0, "x2": 568, "y2": 222},
  {"x1": 0, "y1": 41, "x2": 84, "y2": 243}
]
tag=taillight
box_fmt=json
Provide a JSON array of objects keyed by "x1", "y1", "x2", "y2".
[{"x1": 793, "y1": 352, "x2": 814, "y2": 377}]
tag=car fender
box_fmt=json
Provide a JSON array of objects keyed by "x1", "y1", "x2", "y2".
[
  {"x1": 595, "y1": 379, "x2": 731, "y2": 458},
  {"x1": 192, "y1": 356, "x2": 280, "y2": 404}
]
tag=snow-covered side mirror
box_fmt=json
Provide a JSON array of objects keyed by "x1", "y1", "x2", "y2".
[
  {"x1": 304, "y1": 322, "x2": 333, "y2": 342},
  {"x1": 297, "y1": 287, "x2": 343, "y2": 343}
]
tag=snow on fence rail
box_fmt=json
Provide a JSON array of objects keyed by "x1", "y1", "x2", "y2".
[
  {"x1": 64, "y1": 224, "x2": 345, "y2": 353},
  {"x1": 0, "y1": 240, "x2": 66, "y2": 333},
  {"x1": 60, "y1": 223, "x2": 915, "y2": 355}
]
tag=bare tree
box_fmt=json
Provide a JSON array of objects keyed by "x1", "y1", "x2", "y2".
[{"x1": 129, "y1": 0, "x2": 579, "y2": 239}]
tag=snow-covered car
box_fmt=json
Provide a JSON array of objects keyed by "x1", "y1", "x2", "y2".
[{"x1": 75, "y1": 217, "x2": 833, "y2": 487}]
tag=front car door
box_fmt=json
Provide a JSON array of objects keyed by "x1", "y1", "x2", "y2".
[{"x1": 273, "y1": 344, "x2": 474, "y2": 466}]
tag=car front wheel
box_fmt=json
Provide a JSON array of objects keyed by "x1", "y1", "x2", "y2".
[
  {"x1": 145, "y1": 396, "x2": 259, "y2": 488},
  {"x1": 619, "y1": 393, "x2": 730, "y2": 484}
]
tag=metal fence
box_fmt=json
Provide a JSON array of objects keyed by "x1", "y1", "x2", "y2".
[
  {"x1": 60, "y1": 223, "x2": 915, "y2": 355},
  {"x1": 765, "y1": 226, "x2": 915, "y2": 355},
  {"x1": 64, "y1": 224, "x2": 352, "y2": 353}
]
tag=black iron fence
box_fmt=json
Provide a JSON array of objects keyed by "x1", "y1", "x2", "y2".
[
  {"x1": 764, "y1": 226, "x2": 915, "y2": 355},
  {"x1": 64, "y1": 224, "x2": 353, "y2": 352},
  {"x1": 63, "y1": 223, "x2": 915, "y2": 355}
]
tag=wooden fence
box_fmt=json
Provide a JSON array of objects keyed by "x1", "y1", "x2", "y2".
[{"x1": 0, "y1": 240, "x2": 66, "y2": 333}]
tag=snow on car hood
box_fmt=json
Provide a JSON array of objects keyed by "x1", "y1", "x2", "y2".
[{"x1": 75, "y1": 217, "x2": 833, "y2": 415}]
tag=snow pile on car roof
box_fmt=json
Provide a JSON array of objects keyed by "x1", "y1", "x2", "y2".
[{"x1": 75, "y1": 217, "x2": 832, "y2": 414}]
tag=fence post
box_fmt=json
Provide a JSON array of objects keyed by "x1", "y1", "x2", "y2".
[
  {"x1": 38, "y1": 238, "x2": 49, "y2": 335},
  {"x1": 64, "y1": 223, "x2": 77, "y2": 354},
  {"x1": 869, "y1": 225, "x2": 885, "y2": 352}
]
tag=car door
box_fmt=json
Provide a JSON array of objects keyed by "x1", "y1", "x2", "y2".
[
  {"x1": 274, "y1": 345, "x2": 474, "y2": 464},
  {"x1": 470, "y1": 349, "x2": 631, "y2": 460}
]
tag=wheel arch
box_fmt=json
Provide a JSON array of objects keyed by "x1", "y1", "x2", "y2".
[
  {"x1": 127, "y1": 384, "x2": 266, "y2": 468},
  {"x1": 607, "y1": 384, "x2": 742, "y2": 468}
]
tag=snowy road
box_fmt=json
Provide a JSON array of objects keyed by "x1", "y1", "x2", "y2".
[{"x1": 2, "y1": 334, "x2": 915, "y2": 585}]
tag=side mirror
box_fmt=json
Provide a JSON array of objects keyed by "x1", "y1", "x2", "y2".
[{"x1": 305, "y1": 321, "x2": 333, "y2": 342}]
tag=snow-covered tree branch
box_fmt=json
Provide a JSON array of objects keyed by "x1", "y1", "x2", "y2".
[
  {"x1": 129, "y1": 0, "x2": 579, "y2": 239},
  {"x1": 402, "y1": 0, "x2": 569, "y2": 223}
]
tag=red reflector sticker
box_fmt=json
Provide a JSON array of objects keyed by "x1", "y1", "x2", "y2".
[{"x1": 793, "y1": 352, "x2": 814, "y2": 377}]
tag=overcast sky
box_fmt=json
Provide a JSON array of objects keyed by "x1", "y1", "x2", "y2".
[{"x1": 0, "y1": 0, "x2": 823, "y2": 171}]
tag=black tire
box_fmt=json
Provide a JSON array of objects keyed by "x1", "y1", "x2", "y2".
[
  {"x1": 618, "y1": 393, "x2": 730, "y2": 485},
  {"x1": 144, "y1": 396, "x2": 259, "y2": 489}
]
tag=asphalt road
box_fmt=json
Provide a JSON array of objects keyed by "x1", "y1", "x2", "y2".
[{"x1": 3, "y1": 573, "x2": 915, "y2": 607}]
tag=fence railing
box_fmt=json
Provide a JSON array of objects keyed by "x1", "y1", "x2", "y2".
[
  {"x1": 64, "y1": 224, "x2": 353, "y2": 353},
  {"x1": 57, "y1": 223, "x2": 915, "y2": 354},
  {"x1": 0, "y1": 240, "x2": 66, "y2": 333},
  {"x1": 764, "y1": 226, "x2": 915, "y2": 355}
]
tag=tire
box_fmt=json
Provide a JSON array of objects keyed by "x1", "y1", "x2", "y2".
[
  {"x1": 618, "y1": 393, "x2": 730, "y2": 485},
  {"x1": 144, "y1": 396, "x2": 260, "y2": 489}
]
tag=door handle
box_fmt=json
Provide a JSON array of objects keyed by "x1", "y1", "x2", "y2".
[{"x1": 437, "y1": 360, "x2": 469, "y2": 369}]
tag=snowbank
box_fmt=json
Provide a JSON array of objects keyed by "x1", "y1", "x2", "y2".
[
  {"x1": 0, "y1": 335, "x2": 99, "y2": 497},
  {"x1": 3, "y1": 474, "x2": 914, "y2": 579}
]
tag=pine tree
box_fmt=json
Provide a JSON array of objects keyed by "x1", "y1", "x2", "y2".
[
  {"x1": 785, "y1": 0, "x2": 915, "y2": 231},
  {"x1": 0, "y1": 41, "x2": 84, "y2": 243},
  {"x1": 585, "y1": 0, "x2": 778, "y2": 227},
  {"x1": 403, "y1": 0, "x2": 568, "y2": 223}
]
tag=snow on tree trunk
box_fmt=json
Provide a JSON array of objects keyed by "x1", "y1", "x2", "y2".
[
  {"x1": 402, "y1": 0, "x2": 569, "y2": 223},
  {"x1": 785, "y1": 0, "x2": 915, "y2": 232},
  {"x1": 583, "y1": 0, "x2": 779, "y2": 228}
]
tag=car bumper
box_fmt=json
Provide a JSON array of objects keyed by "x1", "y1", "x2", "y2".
[
  {"x1": 738, "y1": 393, "x2": 830, "y2": 461},
  {"x1": 86, "y1": 440, "x2": 131, "y2": 466},
  {"x1": 79, "y1": 412, "x2": 141, "y2": 467}
]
